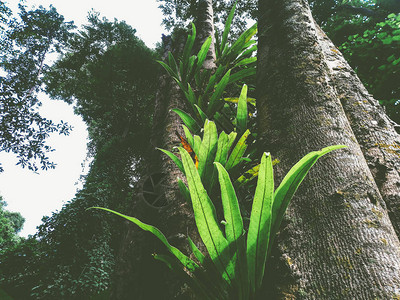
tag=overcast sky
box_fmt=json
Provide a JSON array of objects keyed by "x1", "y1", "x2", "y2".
[{"x1": 0, "y1": 0, "x2": 165, "y2": 237}]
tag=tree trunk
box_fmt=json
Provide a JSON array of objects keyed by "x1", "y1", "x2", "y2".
[
  {"x1": 110, "y1": 34, "x2": 195, "y2": 299},
  {"x1": 111, "y1": 17, "x2": 212, "y2": 300},
  {"x1": 110, "y1": 34, "x2": 198, "y2": 299},
  {"x1": 195, "y1": 0, "x2": 216, "y2": 70},
  {"x1": 315, "y1": 23, "x2": 400, "y2": 237},
  {"x1": 257, "y1": 0, "x2": 400, "y2": 298}
]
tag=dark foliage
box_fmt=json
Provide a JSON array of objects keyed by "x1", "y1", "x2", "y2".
[
  {"x1": 0, "y1": 11, "x2": 159, "y2": 300},
  {"x1": 2, "y1": 1, "x2": 400, "y2": 299},
  {"x1": 0, "y1": 2, "x2": 75, "y2": 172},
  {"x1": 309, "y1": 0, "x2": 400, "y2": 123},
  {"x1": 0, "y1": 196, "x2": 24, "y2": 251},
  {"x1": 45, "y1": 12, "x2": 159, "y2": 160}
]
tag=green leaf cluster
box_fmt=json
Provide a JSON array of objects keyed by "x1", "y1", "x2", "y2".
[
  {"x1": 158, "y1": 3, "x2": 257, "y2": 134},
  {"x1": 340, "y1": 11, "x2": 400, "y2": 122},
  {"x1": 93, "y1": 119, "x2": 344, "y2": 298},
  {"x1": 0, "y1": 197, "x2": 25, "y2": 252},
  {"x1": 308, "y1": 0, "x2": 400, "y2": 123}
]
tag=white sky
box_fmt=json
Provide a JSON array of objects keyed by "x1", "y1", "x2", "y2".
[{"x1": 0, "y1": 0, "x2": 166, "y2": 237}]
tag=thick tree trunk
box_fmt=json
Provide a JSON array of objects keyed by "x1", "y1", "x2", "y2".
[
  {"x1": 257, "y1": 0, "x2": 400, "y2": 298},
  {"x1": 315, "y1": 24, "x2": 400, "y2": 237}
]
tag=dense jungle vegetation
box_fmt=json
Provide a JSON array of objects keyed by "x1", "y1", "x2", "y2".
[{"x1": 1, "y1": 0, "x2": 400, "y2": 298}]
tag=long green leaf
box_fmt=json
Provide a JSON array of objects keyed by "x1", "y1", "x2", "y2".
[
  {"x1": 158, "y1": 148, "x2": 184, "y2": 173},
  {"x1": 246, "y1": 152, "x2": 274, "y2": 293},
  {"x1": 196, "y1": 36, "x2": 212, "y2": 73},
  {"x1": 235, "y1": 40, "x2": 258, "y2": 62},
  {"x1": 223, "y1": 132, "x2": 237, "y2": 166},
  {"x1": 271, "y1": 145, "x2": 347, "y2": 243},
  {"x1": 204, "y1": 65, "x2": 225, "y2": 96},
  {"x1": 239, "y1": 45, "x2": 257, "y2": 61},
  {"x1": 195, "y1": 104, "x2": 208, "y2": 124},
  {"x1": 214, "y1": 131, "x2": 229, "y2": 164},
  {"x1": 208, "y1": 131, "x2": 229, "y2": 192},
  {"x1": 228, "y1": 68, "x2": 256, "y2": 85},
  {"x1": 188, "y1": 236, "x2": 206, "y2": 265},
  {"x1": 178, "y1": 178, "x2": 191, "y2": 204},
  {"x1": 173, "y1": 76, "x2": 188, "y2": 94},
  {"x1": 89, "y1": 207, "x2": 198, "y2": 272},
  {"x1": 185, "y1": 83, "x2": 197, "y2": 107},
  {"x1": 242, "y1": 39, "x2": 257, "y2": 49},
  {"x1": 172, "y1": 108, "x2": 201, "y2": 134},
  {"x1": 179, "y1": 147, "x2": 233, "y2": 283},
  {"x1": 182, "y1": 23, "x2": 196, "y2": 70},
  {"x1": 193, "y1": 135, "x2": 202, "y2": 156},
  {"x1": 197, "y1": 120, "x2": 218, "y2": 189},
  {"x1": 227, "y1": 22, "x2": 257, "y2": 61},
  {"x1": 220, "y1": 2, "x2": 236, "y2": 53},
  {"x1": 182, "y1": 125, "x2": 194, "y2": 149},
  {"x1": 234, "y1": 57, "x2": 257, "y2": 68},
  {"x1": 215, "y1": 162, "x2": 248, "y2": 296},
  {"x1": 236, "y1": 84, "x2": 248, "y2": 134},
  {"x1": 168, "y1": 52, "x2": 179, "y2": 75},
  {"x1": 197, "y1": 68, "x2": 212, "y2": 95},
  {"x1": 179, "y1": 60, "x2": 184, "y2": 83},
  {"x1": 215, "y1": 27, "x2": 221, "y2": 59},
  {"x1": 157, "y1": 60, "x2": 179, "y2": 80},
  {"x1": 225, "y1": 129, "x2": 250, "y2": 170},
  {"x1": 207, "y1": 69, "x2": 231, "y2": 116},
  {"x1": 186, "y1": 55, "x2": 197, "y2": 83}
]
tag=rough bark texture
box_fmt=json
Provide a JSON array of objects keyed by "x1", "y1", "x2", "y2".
[
  {"x1": 257, "y1": 0, "x2": 400, "y2": 298},
  {"x1": 196, "y1": 0, "x2": 216, "y2": 70},
  {"x1": 315, "y1": 24, "x2": 400, "y2": 237}
]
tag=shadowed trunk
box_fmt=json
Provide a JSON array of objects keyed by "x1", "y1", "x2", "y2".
[
  {"x1": 257, "y1": 0, "x2": 400, "y2": 298},
  {"x1": 110, "y1": 35, "x2": 199, "y2": 299},
  {"x1": 111, "y1": 9, "x2": 214, "y2": 298},
  {"x1": 110, "y1": 35, "x2": 193, "y2": 299}
]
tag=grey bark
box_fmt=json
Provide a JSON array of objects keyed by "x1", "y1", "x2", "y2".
[
  {"x1": 315, "y1": 23, "x2": 400, "y2": 238},
  {"x1": 257, "y1": 0, "x2": 400, "y2": 298},
  {"x1": 196, "y1": 0, "x2": 216, "y2": 70}
]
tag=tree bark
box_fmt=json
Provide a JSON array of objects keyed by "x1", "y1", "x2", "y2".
[
  {"x1": 315, "y1": 23, "x2": 400, "y2": 238},
  {"x1": 196, "y1": 0, "x2": 216, "y2": 70},
  {"x1": 257, "y1": 0, "x2": 400, "y2": 298}
]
